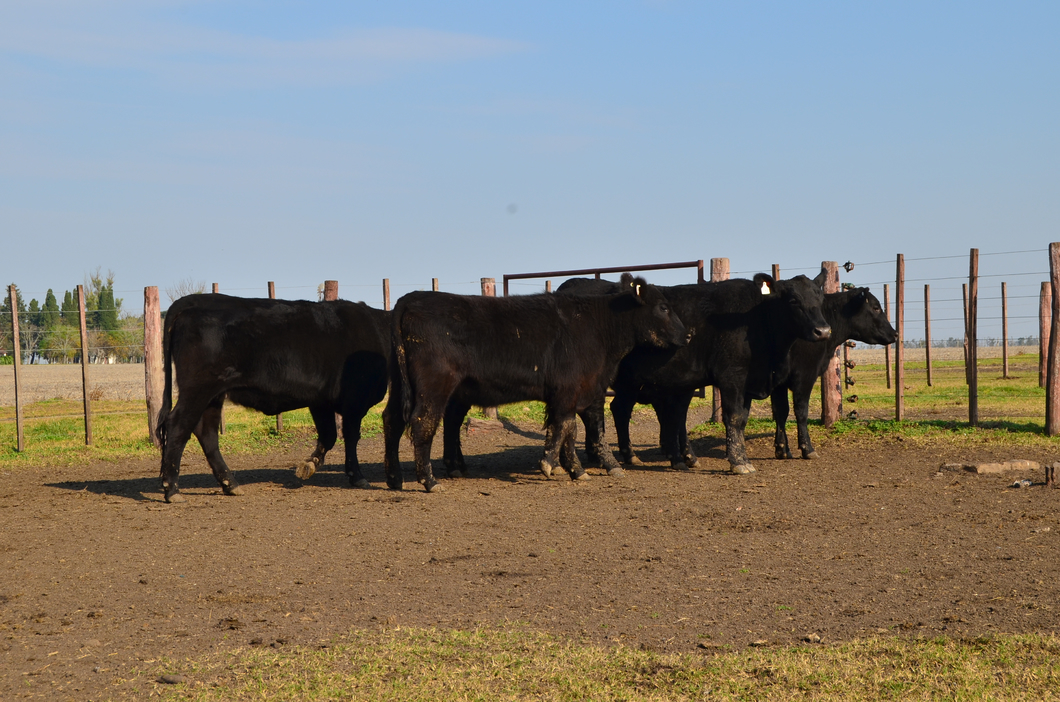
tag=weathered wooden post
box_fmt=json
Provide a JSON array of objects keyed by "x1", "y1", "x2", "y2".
[
  {"x1": 771, "y1": 263, "x2": 781, "y2": 280},
  {"x1": 545, "y1": 280, "x2": 552, "y2": 293},
  {"x1": 968, "y1": 249, "x2": 979, "y2": 426},
  {"x1": 924, "y1": 284, "x2": 933, "y2": 386},
  {"x1": 144, "y1": 286, "x2": 164, "y2": 448},
  {"x1": 709, "y1": 258, "x2": 729, "y2": 423},
  {"x1": 77, "y1": 284, "x2": 93, "y2": 445},
  {"x1": 1001, "y1": 281, "x2": 1009, "y2": 379},
  {"x1": 895, "y1": 255, "x2": 905, "y2": 421},
  {"x1": 821, "y1": 261, "x2": 842, "y2": 427},
  {"x1": 7, "y1": 285, "x2": 24, "y2": 451},
  {"x1": 1040, "y1": 282, "x2": 1051, "y2": 388},
  {"x1": 1046, "y1": 243, "x2": 1060, "y2": 435},
  {"x1": 481, "y1": 278, "x2": 498, "y2": 419},
  {"x1": 383, "y1": 279, "x2": 391, "y2": 311},
  {"x1": 963, "y1": 283, "x2": 970, "y2": 385},
  {"x1": 432, "y1": 278, "x2": 439, "y2": 292},
  {"x1": 884, "y1": 284, "x2": 892, "y2": 389},
  {"x1": 268, "y1": 282, "x2": 282, "y2": 433},
  {"x1": 322, "y1": 280, "x2": 342, "y2": 435},
  {"x1": 212, "y1": 282, "x2": 219, "y2": 294}
]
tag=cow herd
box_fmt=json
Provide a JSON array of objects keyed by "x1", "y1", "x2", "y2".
[{"x1": 154, "y1": 270, "x2": 896, "y2": 503}]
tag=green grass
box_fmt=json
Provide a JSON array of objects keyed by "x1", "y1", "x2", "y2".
[{"x1": 151, "y1": 627, "x2": 1060, "y2": 701}]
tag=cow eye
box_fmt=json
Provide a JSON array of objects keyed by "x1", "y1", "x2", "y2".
[{"x1": 659, "y1": 304, "x2": 669, "y2": 313}]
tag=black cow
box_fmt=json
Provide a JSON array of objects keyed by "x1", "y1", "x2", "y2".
[
  {"x1": 156, "y1": 294, "x2": 389, "y2": 503},
  {"x1": 561, "y1": 272, "x2": 830, "y2": 474},
  {"x1": 382, "y1": 274, "x2": 689, "y2": 492},
  {"x1": 772, "y1": 287, "x2": 897, "y2": 460}
]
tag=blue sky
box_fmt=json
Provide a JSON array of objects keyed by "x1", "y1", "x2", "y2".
[{"x1": 2, "y1": 1, "x2": 1058, "y2": 340}]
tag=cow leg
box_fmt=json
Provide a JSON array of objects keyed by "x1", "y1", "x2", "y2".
[
  {"x1": 192, "y1": 397, "x2": 243, "y2": 496},
  {"x1": 672, "y1": 391, "x2": 698, "y2": 469},
  {"x1": 407, "y1": 397, "x2": 446, "y2": 492},
  {"x1": 772, "y1": 388, "x2": 793, "y2": 459},
  {"x1": 792, "y1": 386, "x2": 817, "y2": 459},
  {"x1": 340, "y1": 409, "x2": 371, "y2": 489},
  {"x1": 541, "y1": 411, "x2": 585, "y2": 480},
  {"x1": 382, "y1": 393, "x2": 405, "y2": 491},
  {"x1": 296, "y1": 405, "x2": 338, "y2": 481},
  {"x1": 609, "y1": 392, "x2": 642, "y2": 465},
  {"x1": 442, "y1": 401, "x2": 471, "y2": 478},
  {"x1": 721, "y1": 388, "x2": 756, "y2": 474},
  {"x1": 159, "y1": 393, "x2": 215, "y2": 503},
  {"x1": 580, "y1": 402, "x2": 624, "y2": 476}
]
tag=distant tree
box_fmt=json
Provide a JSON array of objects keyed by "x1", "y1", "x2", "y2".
[
  {"x1": 41, "y1": 290, "x2": 60, "y2": 330},
  {"x1": 61, "y1": 290, "x2": 77, "y2": 326},
  {"x1": 166, "y1": 278, "x2": 207, "y2": 303}
]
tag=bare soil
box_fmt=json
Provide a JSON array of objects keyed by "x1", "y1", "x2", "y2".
[{"x1": 2, "y1": 404, "x2": 1059, "y2": 700}]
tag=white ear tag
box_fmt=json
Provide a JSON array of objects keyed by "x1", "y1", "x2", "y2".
[
  {"x1": 635, "y1": 284, "x2": 641, "y2": 296},
  {"x1": 760, "y1": 282, "x2": 770, "y2": 295}
]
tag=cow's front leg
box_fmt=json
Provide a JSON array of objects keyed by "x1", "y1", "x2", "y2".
[
  {"x1": 771, "y1": 388, "x2": 793, "y2": 459},
  {"x1": 297, "y1": 405, "x2": 338, "y2": 481},
  {"x1": 792, "y1": 387, "x2": 817, "y2": 459},
  {"x1": 721, "y1": 388, "x2": 755, "y2": 474},
  {"x1": 159, "y1": 396, "x2": 211, "y2": 503},
  {"x1": 670, "y1": 391, "x2": 697, "y2": 469},
  {"x1": 341, "y1": 410, "x2": 370, "y2": 488},
  {"x1": 442, "y1": 401, "x2": 471, "y2": 478},
  {"x1": 579, "y1": 401, "x2": 624, "y2": 476},
  {"x1": 193, "y1": 398, "x2": 243, "y2": 496},
  {"x1": 609, "y1": 392, "x2": 641, "y2": 465},
  {"x1": 541, "y1": 413, "x2": 584, "y2": 480}
]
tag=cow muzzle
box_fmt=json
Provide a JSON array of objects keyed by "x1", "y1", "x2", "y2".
[{"x1": 813, "y1": 325, "x2": 832, "y2": 341}]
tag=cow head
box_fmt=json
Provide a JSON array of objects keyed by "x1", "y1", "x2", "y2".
[
  {"x1": 841, "y1": 288, "x2": 898, "y2": 346},
  {"x1": 616, "y1": 273, "x2": 689, "y2": 348},
  {"x1": 759, "y1": 272, "x2": 831, "y2": 342}
]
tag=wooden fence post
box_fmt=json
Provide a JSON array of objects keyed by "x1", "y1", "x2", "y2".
[
  {"x1": 322, "y1": 280, "x2": 342, "y2": 436},
  {"x1": 383, "y1": 279, "x2": 391, "y2": 311},
  {"x1": 212, "y1": 282, "x2": 219, "y2": 294},
  {"x1": 771, "y1": 264, "x2": 780, "y2": 280},
  {"x1": 432, "y1": 278, "x2": 439, "y2": 292},
  {"x1": 884, "y1": 284, "x2": 892, "y2": 389},
  {"x1": 545, "y1": 281, "x2": 552, "y2": 292},
  {"x1": 924, "y1": 285, "x2": 933, "y2": 387},
  {"x1": 481, "y1": 278, "x2": 498, "y2": 420},
  {"x1": 968, "y1": 249, "x2": 979, "y2": 426},
  {"x1": 8, "y1": 285, "x2": 25, "y2": 452},
  {"x1": 962, "y1": 283, "x2": 970, "y2": 384},
  {"x1": 1040, "y1": 282, "x2": 1051, "y2": 388},
  {"x1": 268, "y1": 282, "x2": 282, "y2": 433},
  {"x1": 709, "y1": 258, "x2": 729, "y2": 423},
  {"x1": 1046, "y1": 243, "x2": 1060, "y2": 435},
  {"x1": 820, "y1": 261, "x2": 842, "y2": 427},
  {"x1": 895, "y1": 255, "x2": 905, "y2": 421},
  {"x1": 77, "y1": 285, "x2": 93, "y2": 445},
  {"x1": 1001, "y1": 281, "x2": 1009, "y2": 379},
  {"x1": 144, "y1": 287, "x2": 164, "y2": 448}
]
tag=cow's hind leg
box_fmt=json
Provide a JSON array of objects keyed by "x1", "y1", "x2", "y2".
[
  {"x1": 382, "y1": 392, "x2": 405, "y2": 490},
  {"x1": 160, "y1": 393, "x2": 214, "y2": 503},
  {"x1": 296, "y1": 405, "x2": 338, "y2": 481},
  {"x1": 193, "y1": 397, "x2": 243, "y2": 496},
  {"x1": 340, "y1": 409, "x2": 370, "y2": 489},
  {"x1": 610, "y1": 392, "x2": 641, "y2": 465},
  {"x1": 771, "y1": 388, "x2": 793, "y2": 459}
]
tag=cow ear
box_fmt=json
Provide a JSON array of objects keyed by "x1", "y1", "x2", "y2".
[
  {"x1": 753, "y1": 273, "x2": 775, "y2": 296},
  {"x1": 813, "y1": 268, "x2": 829, "y2": 289},
  {"x1": 620, "y1": 272, "x2": 635, "y2": 289}
]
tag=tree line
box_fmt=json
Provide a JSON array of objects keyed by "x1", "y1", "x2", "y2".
[{"x1": 1, "y1": 271, "x2": 144, "y2": 364}]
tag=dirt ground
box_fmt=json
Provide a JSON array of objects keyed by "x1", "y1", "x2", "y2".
[{"x1": 2, "y1": 401, "x2": 1059, "y2": 700}]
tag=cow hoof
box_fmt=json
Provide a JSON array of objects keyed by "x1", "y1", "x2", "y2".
[
  {"x1": 671, "y1": 460, "x2": 690, "y2": 471},
  {"x1": 607, "y1": 466, "x2": 626, "y2": 478},
  {"x1": 222, "y1": 485, "x2": 244, "y2": 496},
  {"x1": 683, "y1": 456, "x2": 698, "y2": 468},
  {"x1": 623, "y1": 455, "x2": 643, "y2": 466},
  {"x1": 572, "y1": 470, "x2": 591, "y2": 481},
  {"x1": 164, "y1": 492, "x2": 185, "y2": 504},
  {"x1": 775, "y1": 448, "x2": 792, "y2": 460},
  {"x1": 731, "y1": 464, "x2": 756, "y2": 475},
  {"x1": 351, "y1": 477, "x2": 370, "y2": 489},
  {"x1": 295, "y1": 461, "x2": 317, "y2": 481},
  {"x1": 422, "y1": 479, "x2": 444, "y2": 493},
  {"x1": 539, "y1": 460, "x2": 554, "y2": 478},
  {"x1": 447, "y1": 469, "x2": 467, "y2": 479},
  {"x1": 802, "y1": 451, "x2": 818, "y2": 460},
  {"x1": 386, "y1": 476, "x2": 403, "y2": 490}
]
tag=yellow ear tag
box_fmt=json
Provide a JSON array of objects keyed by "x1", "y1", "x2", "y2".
[{"x1": 760, "y1": 282, "x2": 770, "y2": 295}]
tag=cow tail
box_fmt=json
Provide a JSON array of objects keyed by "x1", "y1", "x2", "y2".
[
  {"x1": 392, "y1": 307, "x2": 413, "y2": 426},
  {"x1": 155, "y1": 315, "x2": 174, "y2": 452}
]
